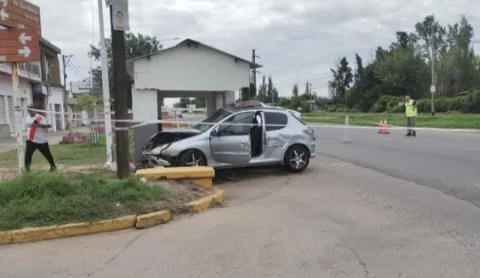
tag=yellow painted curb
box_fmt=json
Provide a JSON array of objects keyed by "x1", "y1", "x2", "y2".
[
  {"x1": 135, "y1": 166, "x2": 215, "y2": 189},
  {"x1": 186, "y1": 189, "x2": 225, "y2": 212},
  {"x1": 136, "y1": 210, "x2": 171, "y2": 229},
  {"x1": 0, "y1": 215, "x2": 137, "y2": 245},
  {"x1": 0, "y1": 188, "x2": 225, "y2": 245}
]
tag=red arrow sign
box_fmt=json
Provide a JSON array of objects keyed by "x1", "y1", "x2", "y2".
[
  {"x1": 0, "y1": 0, "x2": 41, "y2": 34},
  {"x1": 0, "y1": 27, "x2": 40, "y2": 62}
]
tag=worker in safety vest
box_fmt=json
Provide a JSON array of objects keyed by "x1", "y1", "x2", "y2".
[{"x1": 404, "y1": 95, "x2": 417, "y2": 137}]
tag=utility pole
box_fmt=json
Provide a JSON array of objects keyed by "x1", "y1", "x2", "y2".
[
  {"x1": 109, "y1": 2, "x2": 130, "y2": 179},
  {"x1": 251, "y1": 49, "x2": 256, "y2": 99},
  {"x1": 97, "y1": 0, "x2": 114, "y2": 168},
  {"x1": 251, "y1": 49, "x2": 260, "y2": 99},
  {"x1": 430, "y1": 25, "x2": 436, "y2": 116},
  {"x1": 296, "y1": 69, "x2": 299, "y2": 87},
  {"x1": 62, "y1": 54, "x2": 73, "y2": 128}
]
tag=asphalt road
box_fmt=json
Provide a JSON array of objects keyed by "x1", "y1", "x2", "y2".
[
  {"x1": 182, "y1": 115, "x2": 480, "y2": 209},
  {"x1": 314, "y1": 125, "x2": 480, "y2": 208},
  {"x1": 1, "y1": 156, "x2": 480, "y2": 277}
]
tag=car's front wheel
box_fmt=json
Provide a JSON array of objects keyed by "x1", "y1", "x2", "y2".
[
  {"x1": 177, "y1": 149, "x2": 207, "y2": 167},
  {"x1": 284, "y1": 145, "x2": 310, "y2": 172}
]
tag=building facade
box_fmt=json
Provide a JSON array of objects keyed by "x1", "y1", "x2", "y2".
[{"x1": 40, "y1": 38, "x2": 65, "y2": 132}]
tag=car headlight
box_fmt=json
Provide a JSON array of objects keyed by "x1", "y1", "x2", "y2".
[{"x1": 147, "y1": 144, "x2": 169, "y2": 155}]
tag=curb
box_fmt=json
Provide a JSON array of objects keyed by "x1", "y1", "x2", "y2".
[
  {"x1": 0, "y1": 215, "x2": 137, "y2": 245},
  {"x1": 0, "y1": 188, "x2": 224, "y2": 245},
  {"x1": 135, "y1": 210, "x2": 171, "y2": 229},
  {"x1": 186, "y1": 189, "x2": 225, "y2": 212}
]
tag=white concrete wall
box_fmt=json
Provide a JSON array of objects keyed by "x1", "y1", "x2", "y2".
[
  {"x1": 46, "y1": 87, "x2": 65, "y2": 131},
  {"x1": 132, "y1": 44, "x2": 251, "y2": 92},
  {"x1": 132, "y1": 88, "x2": 157, "y2": 121},
  {"x1": 0, "y1": 75, "x2": 33, "y2": 137},
  {"x1": 225, "y1": 91, "x2": 236, "y2": 105},
  {"x1": 0, "y1": 63, "x2": 41, "y2": 82}
]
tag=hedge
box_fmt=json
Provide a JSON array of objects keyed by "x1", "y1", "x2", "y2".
[{"x1": 370, "y1": 90, "x2": 480, "y2": 113}]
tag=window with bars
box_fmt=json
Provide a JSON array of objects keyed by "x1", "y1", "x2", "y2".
[{"x1": 7, "y1": 96, "x2": 14, "y2": 127}]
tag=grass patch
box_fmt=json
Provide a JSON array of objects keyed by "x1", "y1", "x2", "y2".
[
  {"x1": 0, "y1": 132, "x2": 136, "y2": 169},
  {"x1": 303, "y1": 112, "x2": 480, "y2": 129},
  {"x1": 0, "y1": 141, "x2": 107, "y2": 168},
  {"x1": 0, "y1": 172, "x2": 172, "y2": 231}
]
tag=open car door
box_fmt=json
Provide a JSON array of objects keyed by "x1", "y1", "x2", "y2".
[{"x1": 209, "y1": 111, "x2": 254, "y2": 166}]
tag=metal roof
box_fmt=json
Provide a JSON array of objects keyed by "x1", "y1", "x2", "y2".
[
  {"x1": 40, "y1": 37, "x2": 61, "y2": 54},
  {"x1": 127, "y1": 38, "x2": 262, "y2": 69}
]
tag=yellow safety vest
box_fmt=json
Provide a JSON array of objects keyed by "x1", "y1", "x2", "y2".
[{"x1": 405, "y1": 99, "x2": 417, "y2": 117}]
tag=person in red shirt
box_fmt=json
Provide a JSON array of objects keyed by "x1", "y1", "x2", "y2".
[{"x1": 25, "y1": 105, "x2": 57, "y2": 172}]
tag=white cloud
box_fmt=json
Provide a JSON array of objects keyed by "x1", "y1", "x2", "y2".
[{"x1": 34, "y1": 0, "x2": 480, "y2": 105}]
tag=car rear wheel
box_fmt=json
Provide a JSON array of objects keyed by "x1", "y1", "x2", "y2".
[
  {"x1": 177, "y1": 149, "x2": 207, "y2": 167},
  {"x1": 284, "y1": 145, "x2": 310, "y2": 172}
]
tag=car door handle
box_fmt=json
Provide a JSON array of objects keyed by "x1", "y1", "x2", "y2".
[{"x1": 240, "y1": 141, "x2": 248, "y2": 147}]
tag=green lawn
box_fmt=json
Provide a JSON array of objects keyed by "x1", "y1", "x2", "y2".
[
  {"x1": 0, "y1": 172, "x2": 171, "y2": 231},
  {"x1": 302, "y1": 112, "x2": 480, "y2": 129},
  {"x1": 0, "y1": 133, "x2": 136, "y2": 169},
  {"x1": 0, "y1": 141, "x2": 107, "y2": 168}
]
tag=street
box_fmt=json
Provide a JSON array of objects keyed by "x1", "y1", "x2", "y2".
[
  {"x1": 314, "y1": 125, "x2": 480, "y2": 208},
  {"x1": 1, "y1": 154, "x2": 480, "y2": 277}
]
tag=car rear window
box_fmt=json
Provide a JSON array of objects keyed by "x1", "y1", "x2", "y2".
[
  {"x1": 264, "y1": 112, "x2": 288, "y2": 131},
  {"x1": 291, "y1": 113, "x2": 307, "y2": 125}
]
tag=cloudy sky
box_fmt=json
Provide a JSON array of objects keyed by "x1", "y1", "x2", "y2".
[{"x1": 35, "y1": 0, "x2": 479, "y2": 105}]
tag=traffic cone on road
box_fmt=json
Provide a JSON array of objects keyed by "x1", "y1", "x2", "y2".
[
  {"x1": 378, "y1": 119, "x2": 390, "y2": 134},
  {"x1": 377, "y1": 120, "x2": 384, "y2": 133}
]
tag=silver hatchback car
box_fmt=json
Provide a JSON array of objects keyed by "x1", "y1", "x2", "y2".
[{"x1": 141, "y1": 102, "x2": 316, "y2": 172}]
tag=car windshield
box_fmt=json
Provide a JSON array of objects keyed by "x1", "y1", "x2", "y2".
[{"x1": 192, "y1": 108, "x2": 233, "y2": 132}]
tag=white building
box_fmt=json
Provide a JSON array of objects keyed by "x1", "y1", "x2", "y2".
[
  {"x1": 70, "y1": 76, "x2": 101, "y2": 96},
  {"x1": 127, "y1": 38, "x2": 258, "y2": 120},
  {"x1": 0, "y1": 63, "x2": 40, "y2": 139},
  {"x1": 46, "y1": 87, "x2": 66, "y2": 132}
]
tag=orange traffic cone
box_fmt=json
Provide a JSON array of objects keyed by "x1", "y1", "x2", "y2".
[
  {"x1": 378, "y1": 119, "x2": 390, "y2": 134},
  {"x1": 377, "y1": 120, "x2": 384, "y2": 133}
]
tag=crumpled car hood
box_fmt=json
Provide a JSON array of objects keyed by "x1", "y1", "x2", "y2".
[{"x1": 143, "y1": 128, "x2": 200, "y2": 151}]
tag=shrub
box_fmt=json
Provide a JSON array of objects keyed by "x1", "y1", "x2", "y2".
[{"x1": 370, "y1": 90, "x2": 480, "y2": 113}]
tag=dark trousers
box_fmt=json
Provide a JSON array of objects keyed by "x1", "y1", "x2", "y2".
[
  {"x1": 25, "y1": 140, "x2": 56, "y2": 170},
  {"x1": 406, "y1": 116, "x2": 416, "y2": 134}
]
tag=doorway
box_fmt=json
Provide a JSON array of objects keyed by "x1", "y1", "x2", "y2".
[
  {"x1": 54, "y1": 104, "x2": 62, "y2": 130},
  {"x1": 250, "y1": 111, "x2": 264, "y2": 157}
]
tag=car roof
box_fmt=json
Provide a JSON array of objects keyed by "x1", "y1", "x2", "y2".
[{"x1": 223, "y1": 100, "x2": 289, "y2": 113}]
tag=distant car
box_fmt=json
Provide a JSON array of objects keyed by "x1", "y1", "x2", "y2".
[{"x1": 140, "y1": 102, "x2": 316, "y2": 172}]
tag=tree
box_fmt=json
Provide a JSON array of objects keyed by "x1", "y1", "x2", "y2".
[
  {"x1": 353, "y1": 53, "x2": 363, "y2": 83},
  {"x1": 75, "y1": 94, "x2": 101, "y2": 120},
  {"x1": 257, "y1": 76, "x2": 267, "y2": 102},
  {"x1": 88, "y1": 32, "x2": 161, "y2": 109},
  {"x1": 292, "y1": 84, "x2": 299, "y2": 97},
  {"x1": 266, "y1": 76, "x2": 277, "y2": 104},
  {"x1": 310, "y1": 14, "x2": 480, "y2": 113},
  {"x1": 173, "y1": 98, "x2": 206, "y2": 108},
  {"x1": 329, "y1": 57, "x2": 353, "y2": 102},
  {"x1": 191, "y1": 98, "x2": 206, "y2": 107}
]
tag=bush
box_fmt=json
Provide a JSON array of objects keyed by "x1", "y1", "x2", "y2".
[
  {"x1": 0, "y1": 172, "x2": 168, "y2": 231},
  {"x1": 370, "y1": 95, "x2": 394, "y2": 113},
  {"x1": 370, "y1": 90, "x2": 480, "y2": 113}
]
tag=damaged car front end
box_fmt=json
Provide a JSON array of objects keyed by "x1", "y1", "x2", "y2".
[{"x1": 140, "y1": 128, "x2": 201, "y2": 168}]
